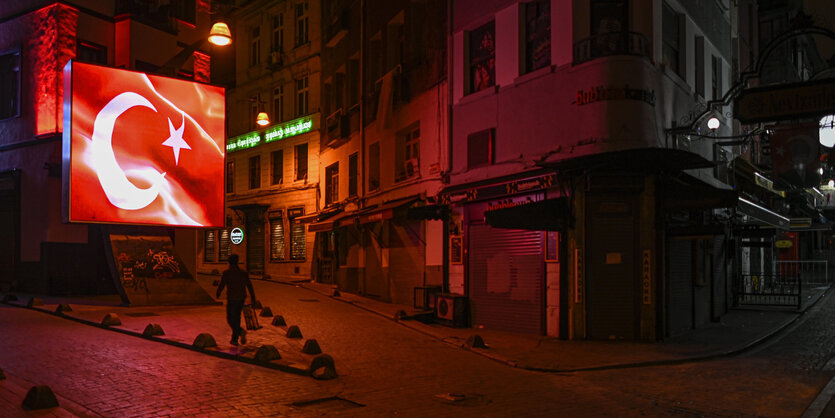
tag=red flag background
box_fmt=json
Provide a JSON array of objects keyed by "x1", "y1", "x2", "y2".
[{"x1": 65, "y1": 61, "x2": 225, "y2": 227}]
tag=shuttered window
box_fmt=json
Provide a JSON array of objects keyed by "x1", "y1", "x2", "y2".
[
  {"x1": 270, "y1": 218, "x2": 285, "y2": 261},
  {"x1": 290, "y1": 220, "x2": 305, "y2": 260},
  {"x1": 218, "y1": 229, "x2": 230, "y2": 261},
  {"x1": 204, "y1": 230, "x2": 216, "y2": 262}
]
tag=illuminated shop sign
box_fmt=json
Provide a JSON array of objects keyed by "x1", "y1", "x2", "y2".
[
  {"x1": 230, "y1": 227, "x2": 244, "y2": 244},
  {"x1": 226, "y1": 115, "x2": 315, "y2": 152},
  {"x1": 574, "y1": 85, "x2": 656, "y2": 107},
  {"x1": 63, "y1": 61, "x2": 226, "y2": 228}
]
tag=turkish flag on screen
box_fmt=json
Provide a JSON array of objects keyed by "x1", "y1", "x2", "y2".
[
  {"x1": 770, "y1": 122, "x2": 820, "y2": 188},
  {"x1": 65, "y1": 61, "x2": 225, "y2": 227}
]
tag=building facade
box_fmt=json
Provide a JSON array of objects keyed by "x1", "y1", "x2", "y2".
[
  {"x1": 445, "y1": 0, "x2": 745, "y2": 340},
  {"x1": 0, "y1": 0, "x2": 228, "y2": 295},
  {"x1": 196, "y1": 0, "x2": 322, "y2": 281}
]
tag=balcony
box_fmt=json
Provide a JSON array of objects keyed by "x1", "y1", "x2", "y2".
[{"x1": 573, "y1": 32, "x2": 650, "y2": 65}]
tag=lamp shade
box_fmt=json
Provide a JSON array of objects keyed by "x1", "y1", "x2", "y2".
[
  {"x1": 208, "y1": 22, "x2": 232, "y2": 46},
  {"x1": 256, "y1": 112, "x2": 270, "y2": 126}
]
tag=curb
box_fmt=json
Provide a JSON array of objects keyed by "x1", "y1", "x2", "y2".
[{"x1": 0, "y1": 297, "x2": 315, "y2": 378}]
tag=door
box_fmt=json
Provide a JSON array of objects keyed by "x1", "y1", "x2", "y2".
[
  {"x1": 0, "y1": 171, "x2": 19, "y2": 287},
  {"x1": 244, "y1": 208, "x2": 266, "y2": 274},
  {"x1": 586, "y1": 193, "x2": 639, "y2": 340}
]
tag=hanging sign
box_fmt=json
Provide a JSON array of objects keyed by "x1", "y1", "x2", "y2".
[{"x1": 230, "y1": 228, "x2": 244, "y2": 245}]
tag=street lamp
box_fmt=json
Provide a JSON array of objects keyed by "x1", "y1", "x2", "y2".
[
  {"x1": 256, "y1": 111, "x2": 270, "y2": 126},
  {"x1": 208, "y1": 22, "x2": 232, "y2": 46},
  {"x1": 707, "y1": 117, "x2": 721, "y2": 131}
]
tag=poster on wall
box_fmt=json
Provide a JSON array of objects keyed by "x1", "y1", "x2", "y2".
[
  {"x1": 108, "y1": 234, "x2": 216, "y2": 306},
  {"x1": 62, "y1": 61, "x2": 226, "y2": 227}
]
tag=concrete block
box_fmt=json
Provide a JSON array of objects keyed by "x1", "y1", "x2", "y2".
[
  {"x1": 394, "y1": 310, "x2": 407, "y2": 321},
  {"x1": 212, "y1": 280, "x2": 219, "y2": 286},
  {"x1": 22, "y1": 385, "x2": 59, "y2": 410},
  {"x1": 302, "y1": 339, "x2": 322, "y2": 355},
  {"x1": 101, "y1": 313, "x2": 121, "y2": 326},
  {"x1": 333, "y1": 289, "x2": 341, "y2": 297},
  {"x1": 260, "y1": 306, "x2": 273, "y2": 317},
  {"x1": 192, "y1": 333, "x2": 217, "y2": 348},
  {"x1": 465, "y1": 334, "x2": 487, "y2": 349},
  {"x1": 142, "y1": 324, "x2": 165, "y2": 337},
  {"x1": 254, "y1": 345, "x2": 281, "y2": 362},
  {"x1": 252, "y1": 300, "x2": 263, "y2": 309},
  {"x1": 309, "y1": 354, "x2": 337, "y2": 380},
  {"x1": 55, "y1": 304, "x2": 72, "y2": 314},
  {"x1": 286, "y1": 325, "x2": 303, "y2": 339},
  {"x1": 271, "y1": 315, "x2": 286, "y2": 326},
  {"x1": 27, "y1": 297, "x2": 44, "y2": 307}
]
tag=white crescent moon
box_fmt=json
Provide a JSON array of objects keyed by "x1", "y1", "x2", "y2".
[{"x1": 91, "y1": 92, "x2": 166, "y2": 211}]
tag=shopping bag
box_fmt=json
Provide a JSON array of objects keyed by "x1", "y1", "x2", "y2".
[{"x1": 243, "y1": 304, "x2": 262, "y2": 330}]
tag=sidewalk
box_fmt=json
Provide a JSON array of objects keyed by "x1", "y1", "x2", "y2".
[{"x1": 0, "y1": 277, "x2": 825, "y2": 376}]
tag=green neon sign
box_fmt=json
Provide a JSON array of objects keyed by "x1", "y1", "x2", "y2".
[
  {"x1": 226, "y1": 132, "x2": 262, "y2": 152},
  {"x1": 265, "y1": 116, "x2": 314, "y2": 143}
]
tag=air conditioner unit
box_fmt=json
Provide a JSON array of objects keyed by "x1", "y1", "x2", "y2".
[
  {"x1": 404, "y1": 158, "x2": 419, "y2": 177},
  {"x1": 434, "y1": 293, "x2": 468, "y2": 328}
]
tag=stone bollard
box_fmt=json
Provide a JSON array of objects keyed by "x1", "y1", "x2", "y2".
[
  {"x1": 101, "y1": 313, "x2": 121, "y2": 326},
  {"x1": 302, "y1": 339, "x2": 322, "y2": 355},
  {"x1": 254, "y1": 345, "x2": 281, "y2": 362},
  {"x1": 285, "y1": 325, "x2": 303, "y2": 339},
  {"x1": 309, "y1": 354, "x2": 337, "y2": 380},
  {"x1": 55, "y1": 304, "x2": 72, "y2": 314},
  {"x1": 22, "y1": 385, "x2": 59, "y2": 410},
  {"x1": 271, "y1": 315, "x2": 286, "y2": 326},
  {"x1": 27, "y1": 297, "x2": 44, "y2": 307},
  {"x1": 259, "y1": 306, "x2": 274, "y2": 317},
  {"x1": 192, "y1": 333, "x2": 217, "y2": 349},
  {"x1": 393, "y1": 310, "x2": 408, "y2": 321},
  {"x1": 464, "y1": 334, "x2": 487, "y2": 349},
  {"x1": 252, "y1": 300, "x2": 263, "y2": 309},
  {"x1": 212, "y1": 280, "x2": 219, "y2": 286},
  {"x1": 142, "y1": 324, "x2": 165, "y2": 337},
  {"x1": 332, "y1": 289, "x2": 341, "y2": 297}
]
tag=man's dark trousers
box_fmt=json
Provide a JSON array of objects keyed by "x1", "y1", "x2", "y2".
[{"x1": 226, "y1": 299, "x2": 245, "y2": 342}]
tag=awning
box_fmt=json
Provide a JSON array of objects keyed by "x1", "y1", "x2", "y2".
[
  {"x1": 663, "y1": 173, "x2": 738, "y2": 210},
  {"x1": 307, "y1": 196, "x2": 420, "y2": 232},
  {"x1": 738, "y1": 197, "x2": 790, "y2": 229},
  {"x1": 484, "y1": 197, "x2": 569, "y2": 231},
  {"x1": 540, "y1": 148, "x2": 715, "y2": 173},
  {"x1": 308, "y1": 211, "x2": 354, "y2": 232}
]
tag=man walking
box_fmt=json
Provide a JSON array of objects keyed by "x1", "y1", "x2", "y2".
[{"x1": 216, "y1": 254, "x2": 257, "y2": 346}]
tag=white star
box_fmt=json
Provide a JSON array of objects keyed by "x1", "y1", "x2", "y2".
[{"x1": 162, "y1": 114, "x2": 190, "y2": 165}]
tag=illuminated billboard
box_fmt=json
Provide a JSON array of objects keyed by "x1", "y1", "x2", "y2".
[{"x1": 62, "y1": 61, "x2": 226, "y2": 227}]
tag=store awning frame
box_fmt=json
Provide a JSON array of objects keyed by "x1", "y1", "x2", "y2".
[{"x1": 484, "y1": 197, "x2": 569, "y2": 231}]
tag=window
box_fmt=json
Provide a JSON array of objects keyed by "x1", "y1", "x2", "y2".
[
  {"x1": 273, "y1": 85, "x2": 284, "y2": 123},
  {"x1": 226, "y1": 161, "x2": 235, "y2": 193},
  {"x1": 296, "y1": 1, "x2": 309, "y2": 46},
  {"x1": 695, "y1": 36, "x2": 705, "y2": 98},
  {"x1": 272, "y1": 13, "x2": 284, "y2": 53},
  {"x1": 77, "y1": 41, "x2": 107, "y2": 64},
  {"x1": 296, "y1": 76, "x2": 309, "y2": 116},
  {"x1": 249, "y1": 155, "x2": 261, "y2": 189},
  {"x1": 250, "y1": 25, "x2": 261, "y2": 67},
  {"x1": 469, "y1": 21, "x2": 495, "y2": 93},
  {"x1": 348, "y1": 152, "x2": 358, "y2": 197},
  {"x1": 271, "y1": 150, "x2": 283, "y2": 185},
  {"x1": 524, "y1": 0, "x2": 551, "y2": 73},
  {"x1": 295, "y1": 143, "x2": 308, "y2": 181},
  {"x1": 662, "y1": 3, "x2": 682, "y2": 76},
  {"x1": 0, "y1": 51, "x2": 20, "y2": 120},
  {"x1": 289, "y1": 209, "x2": 306, "y2": 260},
  {"x1": 591, "y1": 0, "x2": 627, "y2": 35},
  {"x1": 468, "y1": 128, "x2": 494, "y2": 168},
  {"x1": 204, "y1": 230, "x2": 216, "y2": 262},
  {"x1": 170, "y1": 0, "x2": 196, "y2": 25},
  {"x1": 270, "y1": 216, "x2": 285, "y2": 261},
  {"x1": 396, "y1": 126, "x2": 420, "y2": 181},
  {"x1": 712, "y1": 55, "x2": 722, "y2": 100},
  {"x1": 219, "y1": 226, "x2": 231, "y2": 261},
  {"x1": 369, "y1": 142, "x2": 380, "y2": 191},
  {"x1": 325, "y1": 162, "x2": 339, "y2": 206}
]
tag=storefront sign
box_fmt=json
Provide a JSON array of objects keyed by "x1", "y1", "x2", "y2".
[
  {"x1": 226, "y1": 132, "x2": 262, "y2": 152},
  {"x1": 574, "y1": 85, "x2": 656, "y2": 107},
  {"x1": 642, "y1": 250, "x2": 651, "y2": 305},
  {"x1": 574, "y1": 249, "x2": 584, "y2": 304},
  {"x1": 226, "y1": 114, "x2": 318, "y2": 152},
  {"x1": 230, "y1": 228, "x2": 244, "y2": 245},
  {"x1": 735, "y1": 78, "x2": 835, "y2": 123},
  {"x1": 775, "y1": 240, "x2": 793, "y2": 248}
]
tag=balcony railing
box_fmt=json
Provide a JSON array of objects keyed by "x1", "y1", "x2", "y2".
[{"x1": 573, "y1": 31, "x2": 651, "y2": 65}]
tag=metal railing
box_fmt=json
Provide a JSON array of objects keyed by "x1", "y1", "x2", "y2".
[
  {"x1": 573, "y1": 31, "x2": 651, "y2": 65},
  {"x1": 736, "y1": 274, "x2": 801, "y2": 309},
  {"x1": 775, "y1": 260, "x2": 830, "y2": 286}
]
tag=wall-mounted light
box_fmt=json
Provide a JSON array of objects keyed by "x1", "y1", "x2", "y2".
[
  {"x1": 707, "y1": 117, "x2": 720, "y2": 131},
  {"x1": 209, "y1": 22, "x2": 232, "y2": 46},
  {"x1": 256, "y1": 112, "x2": 270, "y2": 126}
]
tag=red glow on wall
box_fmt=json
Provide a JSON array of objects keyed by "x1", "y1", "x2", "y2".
[
  {"x1": 64, "y1": 62, "x2": 226, "y2": 227},
  {"x1": 193, "y1": 51, "x2": 211, "y2": 83},
  {"x1": 30, "y1": 3, "x2": 78, "y2": 136}
]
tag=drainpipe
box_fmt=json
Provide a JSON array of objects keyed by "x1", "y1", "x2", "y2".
[{"x1": 442, "y1": 0, "x2": 453, "y2": 294}]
